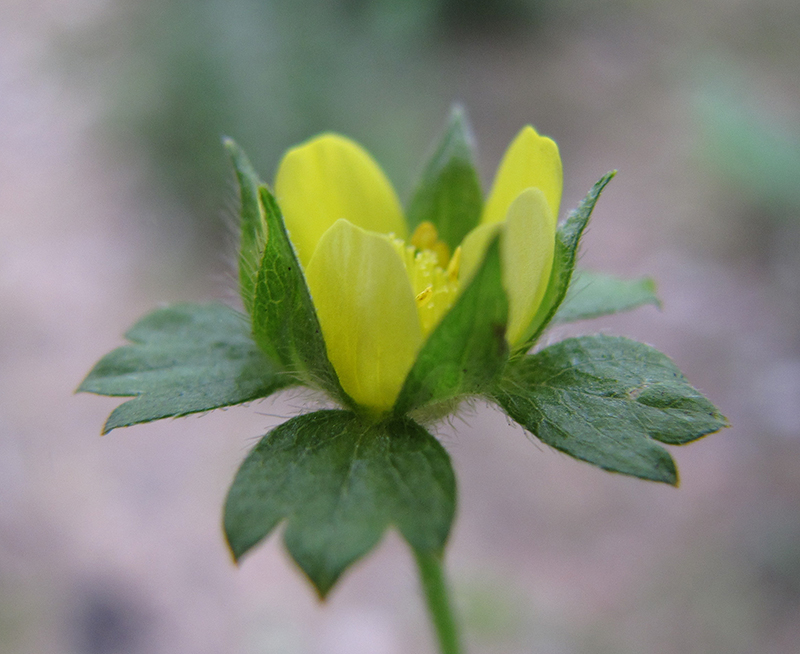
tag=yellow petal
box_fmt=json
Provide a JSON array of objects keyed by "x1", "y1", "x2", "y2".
[
  {"x1": 304, "y1": 219, "x2": 422, "y2": 413},
  {"x1": 275, "y1": 133, "x2": 407, "y2": 267},
  {"x1": 482, "y1": 126, "x2": 562, "y2": 226},
  {"x1": 458, "y1": 189, "x2": 556, "y2": 346},
  {"x1": 502, "y1": 188, "x2": 557, "y2": 346},
  {"x1": 458, "y1": 222, "x2": 502, "y2": 288}
]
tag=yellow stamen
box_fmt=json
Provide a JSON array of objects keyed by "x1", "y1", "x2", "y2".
[
  {"x1": 410, "y1": 221, "x2": 451, "y2": 267},
  {"x1": 415, "y1": 286, "x2": 433, "y2": 304},
  {"x1": 390, "y1": 228, "x2": 461, "y2": 337},
  {"x1": 410, "y1": 221, "x2": 438, "y2": 249}
]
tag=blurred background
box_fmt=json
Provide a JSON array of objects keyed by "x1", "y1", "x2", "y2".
[{"x1": 2, "y1": 0, "x2": 799, "y2": 652}]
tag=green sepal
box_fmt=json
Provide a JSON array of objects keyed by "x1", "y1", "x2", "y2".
[
  {"x1": 251, "y1": 186, "x2": 349, "y2": 405},
  {"x1": 224, "y1": 410, "x2": 456, "y2": 598},
  {"x1": 492, "y1": 335, "x2": 728, "y2": 485},
  {"x1": 394, "y1": 236, "x2": 508, "y2": 416},
  {"x1": 224, "y1": 138, "x2": 267, "y2": 316},
  {"x1": 518, "y1": 172, "x2": 616, "y2": 349},
  {"x1": 554, "y1": 270, "x2": 660, "y2": 323},
  {"x1": 406, "y1": 106, "x2": 483, "y2": 251},
  {"x1": 78, "y1": 303, "x2": 291, "y2": 434}
]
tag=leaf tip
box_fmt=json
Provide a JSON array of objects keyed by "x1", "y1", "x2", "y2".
[
  {"x1": 444, "y1": 102, "x2": 476, "y2": 157},
  {"x1": 448, "y1": 102, "x2": 466, "y2": 122},
  {"x1": 102, "y1": 407, "x2": 132, "y2": 434},
  {"x1": 228, "y1": 547, "x2": 243, "y2": 567},
  {"x1": 657, "y1": 451, "x2": 679, "y2": 486},
  {"x1": 289, "y1": 551, "x2": 340, "y2": 602},
  {"x1": 312, "y1": 581, "x2": 334, "y2": 602},
  {"x1": 222, "y1": 136, "x2": 239, "y2": 158},
  {"x1": 101, "y1": 412, "x2": 124, "y2": 435},
  {"x1": 74, "y1": 377, "x2": 88, "y2": 395},
  {"x1": 223, "y1": 528, "x2": 247, "y2": 566},
  {"x1": 666, "y1": 469, "x2": 680, "y2": 487},
  {"x1": 644, "y1": 277, "x2": 663, "y2": 310}
]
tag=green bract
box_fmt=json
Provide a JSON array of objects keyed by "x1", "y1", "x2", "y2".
[{"x1": 79, "y1": 110, "x2": 727, "y2": 596}]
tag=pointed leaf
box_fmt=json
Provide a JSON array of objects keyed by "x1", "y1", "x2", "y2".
[
  {"x1": 78, "y1": 303, "x2": 290, "y2": 433},
  {"x1": 492, "y1": 335, "x2": 728, "y2": 484},
  {"x1": 554, "y1": 270, "x2": 660, "y2": 323},
  {"x1": 251, "y1": 186, "x2": 348, "y2": 404},
  {"x1": 406, "y1": 107, "x2": 483, "y2": 250},
  {"x1": 394, "y1": 236, "x2": 508, "y2": 416},
  {"x1": 224, "y1": 410, "x2": 456, "y2": 597},
  {"x1": 224, "y1": 138, "x2": 267, "y2": 316},
  {"x1": 520, "y1": 172, "x2": 616, "y2": 348}
]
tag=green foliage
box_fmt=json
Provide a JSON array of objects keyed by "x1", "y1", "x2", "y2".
[
  {"x1": 79, "y1": 122, "x2": 729, "y2": 608},
  {"x1": 78, "y1": 303, "x2": 290, "y2": 433},
  {"x1": 554, "y1": 270, "x2": 660, "y2": 323},
  {"x1": 395, "y1": 236, "x2": 508, "y2": 416},
  {"x1": 406, "y1": 106, "x2": 483, "y2": 250},
  {"x1": 224, "y1": 410, "x2": 456, "y2": 597},
  {"x1": 250, "y1": 185, "x2": 349, "y2": 405},
  {"x1": 224, "y1": 138, "x2": 266, "y2": 316},
  {"x1": 493, "y1": 335, "x2": 728, "y2": 484},
  {"x1": 519, "y1": 171, "x2": 616, "y2": 348}
]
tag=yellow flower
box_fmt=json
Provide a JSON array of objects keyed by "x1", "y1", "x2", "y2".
[{"x1": 274, "y1": 126, "x2": 562, "y2": 414}]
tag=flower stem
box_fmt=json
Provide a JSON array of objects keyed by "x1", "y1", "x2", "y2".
[{"x1": 414, "y1": 549, "x2": 463, "y2": 654}]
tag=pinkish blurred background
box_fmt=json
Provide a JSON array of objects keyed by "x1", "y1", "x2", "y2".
[{"x1": 2, "y1": 1, "x2": 799, "y2": 652}]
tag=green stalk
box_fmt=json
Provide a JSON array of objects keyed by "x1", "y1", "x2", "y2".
[{"x1": 414, "y1": 549, "x2": 463, "y2": 654}]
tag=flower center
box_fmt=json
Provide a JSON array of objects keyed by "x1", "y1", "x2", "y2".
[{"x1": 392, "y1": 222, "x2": 461, "y2": 336}]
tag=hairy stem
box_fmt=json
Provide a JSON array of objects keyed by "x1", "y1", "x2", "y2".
[{"x1": 414, "y1": 548, "x2": 463, "y2": 654}]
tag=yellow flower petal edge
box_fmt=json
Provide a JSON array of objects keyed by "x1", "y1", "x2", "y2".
[
  {"x1": 501, "y1": 188, "x2": 556, "y2": 345},
  {"x1": 304, "y1": 219, "x2": 423, "y2": 414},
  {"x1": 459, "y1": 189, "x2": 556, "y2": 347},
  {"x1": 275, "y1": 133, "x2": 407, "y2": 267},
  {"x1": 458, "y1": 222, "x2": 502, "y2": 288},
  {"x1": 481, "y1": 126, "x2": 562, "y2": 227}
]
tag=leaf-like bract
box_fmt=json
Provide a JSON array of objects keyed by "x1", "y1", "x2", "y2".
[
  {"x1": 251, "y1": 186, "x2": 348, "y2": 404},
  {"x1": 224, "y1": 410, "x2": 456, "y2": 597},
  {"x1": 520, "y1": 172, "x2": 615, "y2": 348},
  {"x1": 493, "y1": 335, "x2": 728, "y2": 484},
  {"x1": 406, "y1": 107, "x2": 483, "y2": 251},
  {"x1": 554, "y1": 270, "x2": 660, "y2": 323},
  {"x1": 78, "y1": 303, "x2": 290, "y2": 433},
  {"x1": 225, "y1": 138, "x2": 267, "y2": 316}
]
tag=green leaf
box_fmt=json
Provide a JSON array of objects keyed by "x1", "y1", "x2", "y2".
[
  {"x1": 394, "y1": 236, "x2": 508, "y2": 416},
  {"x1": 251, "y1": 186, "x2": 348, "y2": 404},
  {"x1": 554, "y1": 270, "x2": 660, "y2": 323},
  {"x1": 224, "y1": 138, "x2": 267, "y2": 316},
  {"x1": 519, "y1": 172, "x2": 616, "y2": 348},
  {"x1": 78, "y1": 303, "x2": 291, "y2": 434},
  {"x1": 224, "y1": 410, "x2": 456, "y2": 597},
  {"x1": 407, "y1": 106, "x2": 483, "y2": 250},
  {"x1": 493, "y1": 335, "x2": 728, "y2": 484}
]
